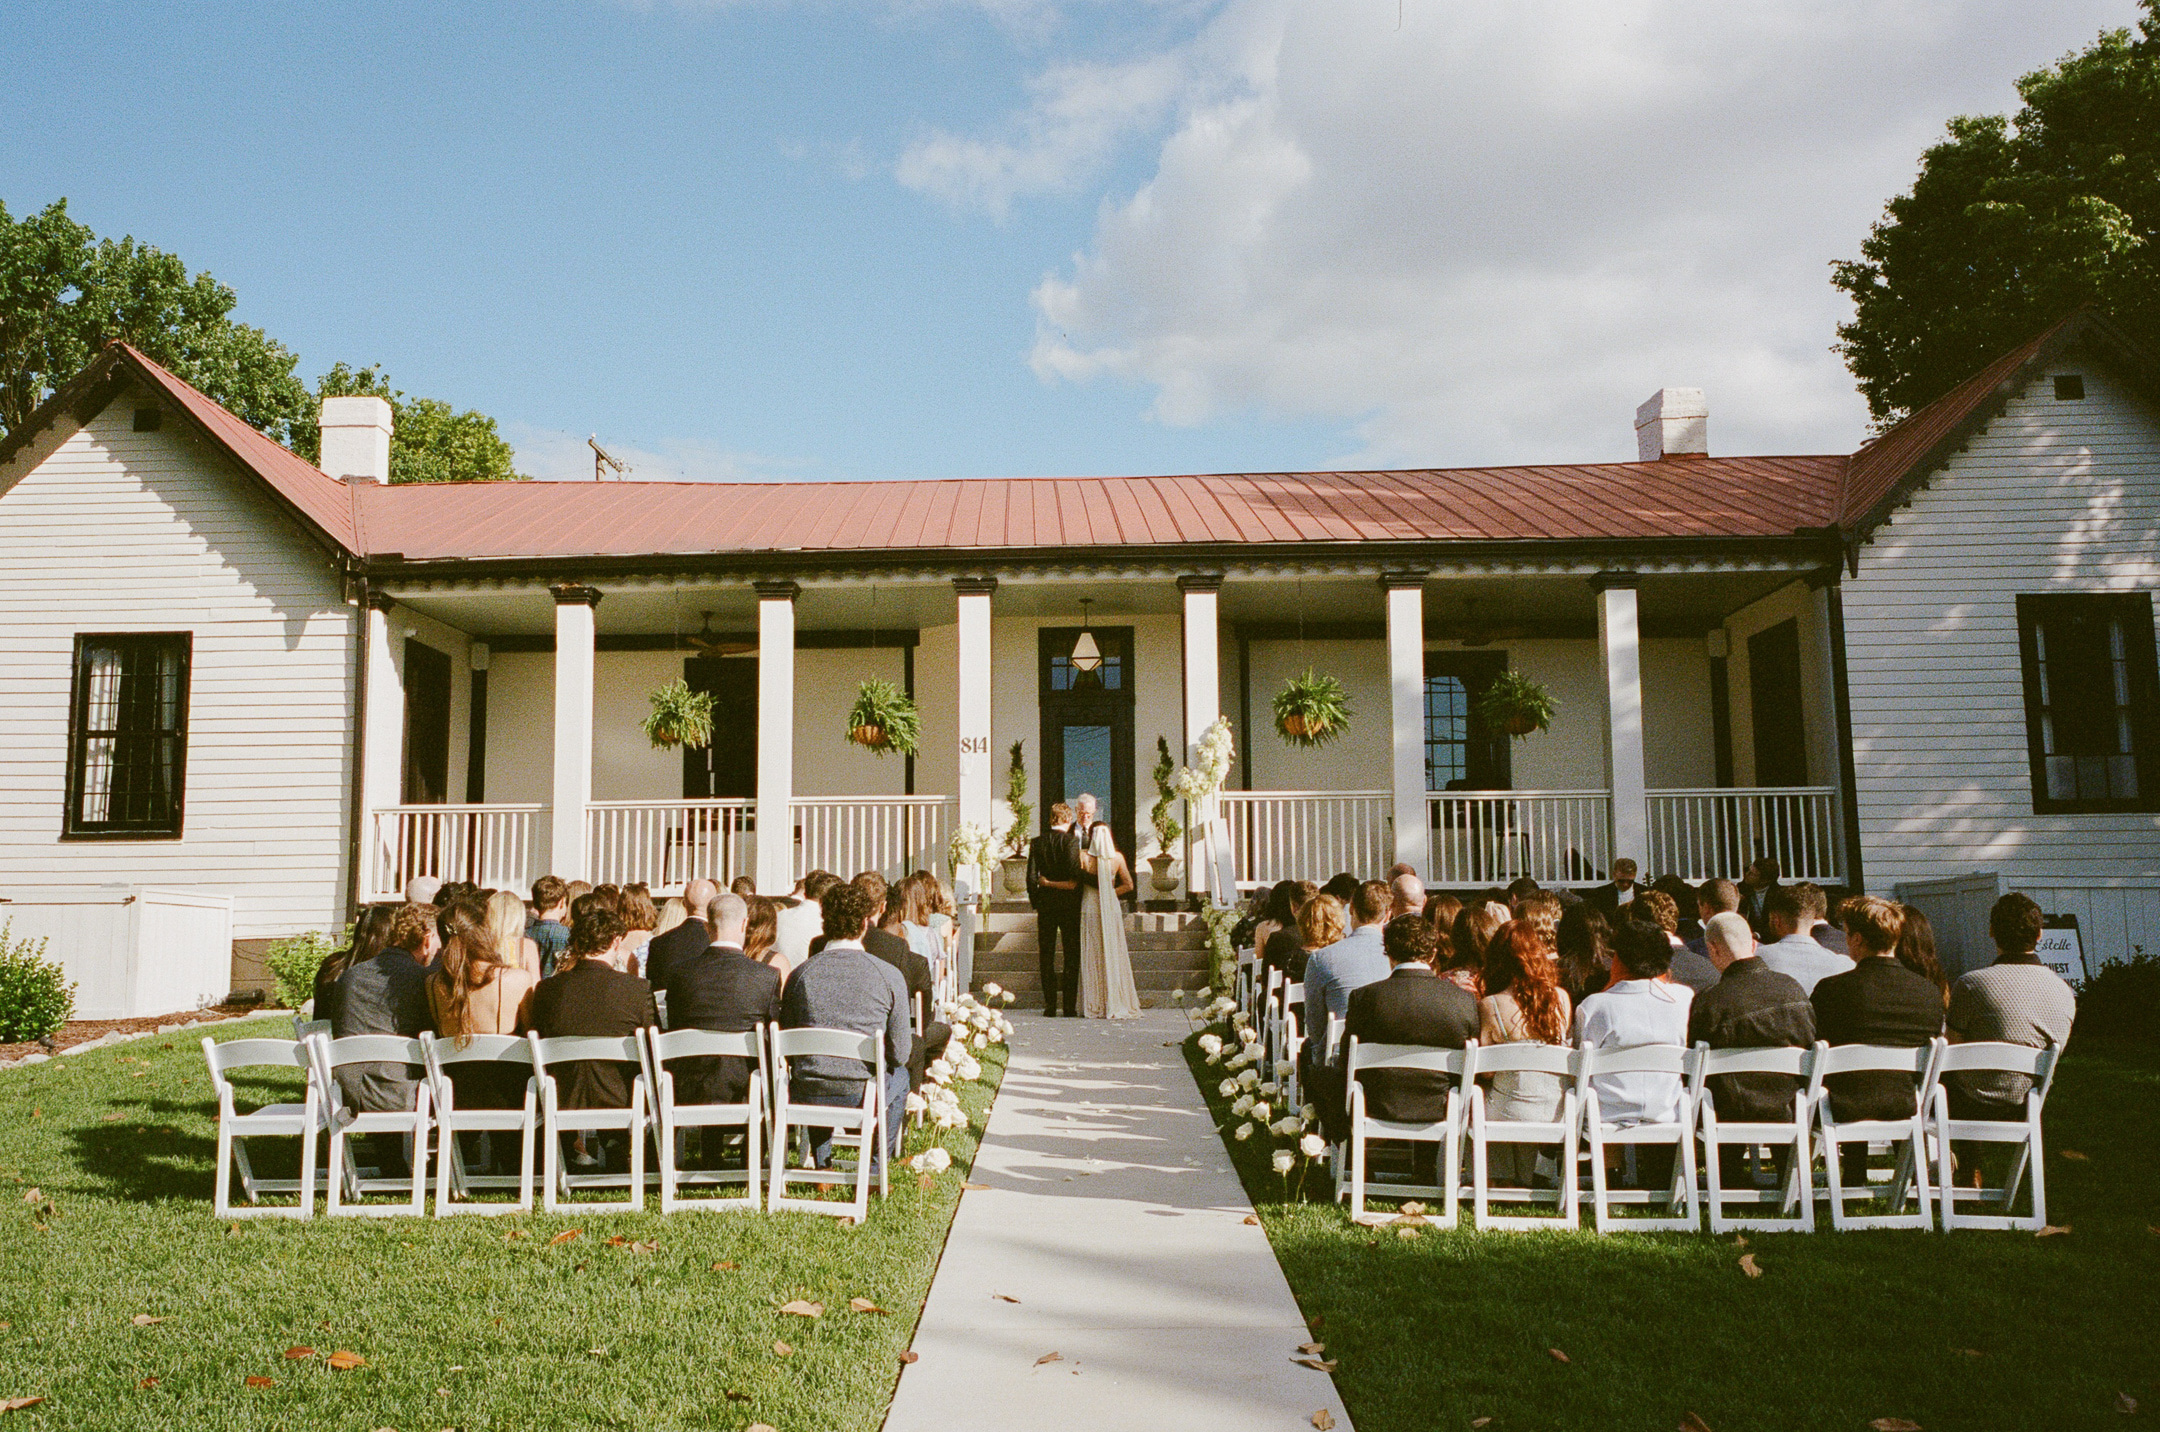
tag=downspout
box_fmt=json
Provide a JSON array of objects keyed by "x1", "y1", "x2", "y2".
[
  {"x1": 345, "y1": 568, "x2": 372, "y2": 922},
  {"x1": 1825, "y1": 580, "x2": 1867, "y2": 895}
]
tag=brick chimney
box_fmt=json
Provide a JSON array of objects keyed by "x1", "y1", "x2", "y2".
[
  {"x1": 1635, "y1": 387, "x2": 1707, "y2": 461},
  {"x1": 319, "y1": 395, "x2": 394, "y2": 483}
]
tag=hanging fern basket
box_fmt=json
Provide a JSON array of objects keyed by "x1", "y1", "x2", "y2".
[
  {"x1": 843, "y1": 678, "x2": 921, "y2": 758},
  {"x1": 1475, "y1": 669, "x2": 1558, "y2": 740},
  {"x1": 1272, "y1": 668, "x2": 1353, "y2": 749},
  {"x1": 642, "y1": 680, "x2": 715, "y2": 751}
]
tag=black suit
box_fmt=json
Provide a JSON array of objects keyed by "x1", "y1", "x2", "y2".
[
  {"x1": 1343, "y1": 967, "x2": 1480, "y2": 1126},
  {"x1": 1585, "y1": 882, "x2": 1640, "y2": 921},
  {"x1": 1811, "y1": 957, "x2": 1945, "y2": 1123},
  {"x1": 643, "y1": 918, "x2": 713, "y2": 993},
  {"x1": 661, "y1": 945, "x2": 781, "y2": 1105},
  {"x1": 1027, "y1": 826, "x2": 1085, "y2": 1016},
  {"x1": 1263, "y1": 928, "x2": 1308, "y2": 983},
  {"x1": 1687, "y1": 958, "x2": 1816, "y2": 1124},
  {"x1": 522, "y1": 961, "x2": 659, "y2": 1112},
  {"x1": 866, "y1": 926, "x2": 952, "y2": 1088},
  {"x1": 1811, "y1": 923, "x2": 1850, "y2": 958}
]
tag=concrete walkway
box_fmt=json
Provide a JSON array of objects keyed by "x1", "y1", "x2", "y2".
[{"x1": 884, "y1": 1010, "x2": 1352, "y2": 1432}]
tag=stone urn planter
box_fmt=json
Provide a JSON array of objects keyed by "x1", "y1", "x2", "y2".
[
  {"x1": 1001, "y1": 857, "x2": 1030, "y2": 895},
  {"x1": 1148, "y1": 853, "x2": 1180, "y2": 895}
]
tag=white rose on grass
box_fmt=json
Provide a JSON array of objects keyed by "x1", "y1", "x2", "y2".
[
  {"x1": 983, "y1": 983, "x2": 1002, "y2": 997},
  {"x1": 1258, "y1": 1082, "x2": 1279, "y2": 1099},
  {"x1": 1272, "y1": 1150, "x2": 1295, "y2": 1174},
  {"x1": 1300, "y1": 1104, "x2": 1317, "y2": 1122},
  {"x1": 972, "y1": 1032, "x2": 988, "y2": 1049},
  {"x1": 1219, "y1": 1079, "x2": 1239, "y2": 1098},
  {"x1": 1235, "y1": 1122, "x2": 1254, "y2": 1141},
  {"x1": 1237, "y1": 1070, "x2": 1260, "y2": 1090},
  {"x1": 1300, "y1": 1133, "x2": 1326, "y2": 1159},
  {"x1": 1231, "y1": 1095, "x2": 1254, "y2": 1116},
  {"x1": 1196, "y1": 1034, "x2": 1223, "y2": 1055},
  {"x1": 1272, "y1": 1117, "x2": 1301, "y2": 1138},
  {"x1": 927, "y1": 1059, "x2": 953, "y2": 1084},
  {"x1": 905, "y1": 1092, "x2": 927, "y2": 1115},
  {"x1": 1205, "y1": 1050, "x2": 1224, "y2": 1065},
  {"x1": 1249, "y1": 1102, "x2": 1270, "y2": 1125},
  {"x1": 909, "y1": 1147, "x2": 953, "y2": 1173}
]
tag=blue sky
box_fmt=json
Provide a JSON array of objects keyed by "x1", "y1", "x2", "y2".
[{"x1": 1, "y1": 1, "x2": 2137, "y2": 481}]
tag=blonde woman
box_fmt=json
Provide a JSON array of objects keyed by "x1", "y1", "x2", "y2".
[
  {"x1": 485, "y1": 889, "x2": 542, "y2": 979},
  {"x1": 430, "y1": 899, "x2": 541, "y2": 1117}
]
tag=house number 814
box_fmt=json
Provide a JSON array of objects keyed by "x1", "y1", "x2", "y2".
[{"x1": 960, "y1": 736, "x2": 989, "y2": 755}]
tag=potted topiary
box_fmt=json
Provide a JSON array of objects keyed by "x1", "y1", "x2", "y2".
[
  {"x1": 1273, "y1": 668, "x2": 1352, "y2": 748},
  {"x1": 1001, "y1": 741, "x2": 1032, "y2": 894},
  {"x1": 643, "y1": 679, "x2": 715, "y2": 750},
  {"x1": 1148, "y1": 736, "x2": 1184, "y2": 894},
  {"x1": 844, "y1": 678, "x2": 921, "y2": 757},
  {"x1": 1475, "y1": 668, "x2": 1558, "y2": 737}
]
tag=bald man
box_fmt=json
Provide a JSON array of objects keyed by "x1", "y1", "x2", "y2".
[
  {"x1": 1687, "y1": 909, "x2": 1817, "y2": 1178},
  {"x1": 1388, "y1": 873, "x2": 1426, "y2": 920},
  {"x1": 643, "y1": 877, "x2": 719, "y2": 990}
]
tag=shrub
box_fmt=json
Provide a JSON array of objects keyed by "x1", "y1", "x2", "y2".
[
  {"x1": 0, "y1": 923, "x2": 76, "y2": 1043},
  {"x1": 2076, "y1": 953, "x2": 2160, "y2": 1043},
  {"x1": 263, "y1": 930, "x2": 339, "y2": 1012}
]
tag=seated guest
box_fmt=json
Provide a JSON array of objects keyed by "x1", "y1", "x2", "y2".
[
  {"x1": 332, "y1": 900, "x2": 438, "y2": 1174},
  {"x1": 1297, "y1": 881, "x2": 1393, "y2": 1134},
  {"x1": 1651, "y1": 874, "x2": 1703, "y2": 943},
  {"x1": 1943, "y1": 894, "x2": 2075, "y2": 1183},
  {"x1": 779, "y1": 882, "x2": 912, "y2": 1170},
  {"x1": 1739, "y1": 857, "x2": 1780, "y2": 940},
  {"x1": 1476, "y1": 920, "x2": 1573, "y2": 1187},
  {"x1": 1442, "y1": 903, "x2": 1498, "y2": 997},
  {"x1": 1319, "y1": 872, "x2": 1361, "y2": 908},
  {"x1": 729, "y1": 875, "x2": 759, "y2": 899},
  {"x1": 1684, "y1": 878, "x2": 1742, "y2": 964},
  {"x1": 1424, "y1": 892, "x2": 1463, "y2": 938},
  {"x1": 484, "y1": 889, "x2": 542, "y2": 979},
  {"x1": 620, "y1": 886, "x2": 660, "y2": 979},
  {"x1": 1343, "y1": 917, "x2": 1479, "y2": 1154},
  {"x1": 1515, "y1": 890, "x2": 1564, "y2": 953},
  {"x1": 744, "y1": 896, "x2": 792, "y2": 983},
  {"x1": 1265, "y1": 881, "x2": 1321, "y2": 981},
  {"x1": 1504, "y1": 876, "x2": 1543, "y2": 916},
  {"x1": 1790, "y1": 882, "x2": 1848, "y2": 956},
  {"x1": 661, "y1": 892, "x2": 783, "y2": 1112},
  {"x1": 428, "y1": 898, "x2": 541, "y2": 1135},
  {"x1": 1251, "y1": 881, "x2": 1301, "y2": 965},
  {"x1": 517, "y1": 906, "x2": 659, "y2": 1171},
  {"x1": 1636, "y1": 890, "x2": 1717, "y2": 994},
  {"x1": 1555, "y1": 902, "x2": 1614, "y2": 1006},
  {"x1": 405, "y1": 875, "x2": 442, "y2": 906},
  {"x1": 1388, "y1": 873, "x2": 1427, "y2": 921},
  {"x1": 1585, "y1": 858, "x2": 1640, "y2": 920},
  {"x1": 643, "y1": 878, "x2": 719, "y2": 991},
  {"x1": 775, "y1": 870, "x2": 837, "y2": 968},
  {"x1": 1577, "y1": 922, "x2": 1693, "y2": 1163},
  {"x1": 1687, "y1": 910, "x2": 1814, "y2": 1184},
  {"x1": 313, "y1": 902, "x2": 393, "y2": 1028},
  {"x1": 856, "y1": 871, "x2": 951, "y2": 1090},
  {"x1": 894, "y1": 870, "x2": 948, "y2": 976},
  {"x1": 1896, "y1": 905, "x2": 1951, "y2": 1007},
  {"x1": 1757, "y1": 885, "x2": 1853, "y2": 994},
  {"x1": 1811, "y1": 896, "x2": 1945, "y2": 1188}
]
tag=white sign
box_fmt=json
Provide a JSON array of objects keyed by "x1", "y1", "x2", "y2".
[{"x1": 2037, "y1": 916, "x2": 2085, "y2": 982}]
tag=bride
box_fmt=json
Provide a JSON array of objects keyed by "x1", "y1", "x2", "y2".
[{"x1": 1075, "y1": 794, "x2": 1142, "y2": 1019}]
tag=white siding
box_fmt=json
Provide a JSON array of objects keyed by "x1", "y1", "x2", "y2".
[
  {"x1": 0, "y1": 390, "x2": 357, "y2": 939},
  {"x1": 1844, "y1": 352, "x2": 2160, "y2": 888}
]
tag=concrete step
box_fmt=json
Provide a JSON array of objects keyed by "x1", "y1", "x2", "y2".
[
  {"x1": 973, "y1": 948, "x2": 1210, "y2": 974},
  {"x1": 977, "y1": 909, "x2": 1201, "y2": 936}
]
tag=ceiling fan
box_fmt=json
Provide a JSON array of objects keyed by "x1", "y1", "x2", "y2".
[
  {"x1": 685, "y1": 611, "x2": 755, "y2": 657},
  {"x1": 1450, "y1": 597, "x2": 1532, "y2": 647}
]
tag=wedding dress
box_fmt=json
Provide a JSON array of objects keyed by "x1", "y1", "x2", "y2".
[{"x1": 1079, "y1": 824, "x2": 1143, "y2": 1019}]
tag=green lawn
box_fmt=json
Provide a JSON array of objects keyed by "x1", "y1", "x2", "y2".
[
  {"x1": 1181, "y1": 1025, "x2": 2160, "y2": 1432},
  {"x1": 0, "y1": 1021, "x2": 1005, "y2": 1431}
]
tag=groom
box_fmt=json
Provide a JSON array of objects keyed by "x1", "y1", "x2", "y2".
[{"x1": 1026, "y1": 802, "x2": 1085, "y2": 1018}]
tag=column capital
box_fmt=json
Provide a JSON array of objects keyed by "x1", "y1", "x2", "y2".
[
  {"x1": 1803, "y1": 567, "x2": 1840, "y2": 591},
  {"x1": 1378, "y1": 570, "x2": 1429, "y2": 592},
  {"x1": 362, "y1": 588, "x2": 396, "y2": 613},
  {"x1": 753, "y1": 579, "x2": 802, "y2": 602},
  {"x1": 1176, "y1": 573, "x2": 1224, "y2": 594},
  {"x1": 952, "y1": 576, "x2": 999, "y2": 597},
  {"x1": 1587, "y1": 571, "x2": 1640, "y2": 594},
  {"x1": 550, "y1": 582, "x2": 603, "y2": 608}
]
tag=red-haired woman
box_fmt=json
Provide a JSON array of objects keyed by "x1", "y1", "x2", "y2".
[{"x1": 1477, "y1": 919, "x2": 1574, "y2": 1188}]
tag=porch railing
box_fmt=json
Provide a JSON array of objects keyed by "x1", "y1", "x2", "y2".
[
  {"x1": 792, "y1": 796, "x2": 958, "y2": 882},
  {"x1": 587, "y1": 799, "x2": 756, "y2": 892},
  {"x1": 366, "y1": 804, "x2": 546, "y2": 901},
  {"x1": 1647, "y1": 786, "x2": 1842, "y2": 884},
  {"x1": 1218, "y1": 791, "x2": 1391, "y2": 889},
  {"x1": 1428, "y1": 790, "x2": 1611, "y2": 889}
]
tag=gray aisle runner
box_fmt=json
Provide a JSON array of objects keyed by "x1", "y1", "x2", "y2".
[{"x1": 884, "y1": 1010, "x2": 1353, "y2": 1432}]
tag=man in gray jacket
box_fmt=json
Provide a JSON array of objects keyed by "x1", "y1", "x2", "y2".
[{"x1": 779, "y1": 881, "x2": 912, "y2": 1170}]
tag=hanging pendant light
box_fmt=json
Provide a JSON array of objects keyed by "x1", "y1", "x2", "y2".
[{"x1": 1070, "y1": 598, "x2": 1103, "y2": 675}]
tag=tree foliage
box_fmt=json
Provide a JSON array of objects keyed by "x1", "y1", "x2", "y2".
[
  {"x1": 2, "y1": 197, "x2": 524, "y2": 482},
  {"x1": 1834, "y1": 3, "x2": 2160, "y2": 423}
]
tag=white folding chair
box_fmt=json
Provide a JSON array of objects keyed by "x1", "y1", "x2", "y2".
[
  {"x1": 1813, "y1": 1040, "x2": 1941, "y2": 1232},
  {"x1": 1928, "y1": 1040, "x2": 2060, "y2": 1232},
  {"x1": 1235, "y1": 947, "x2": 1259, "y2": 1023},
  {"x1": 313, "y1": 1034, "x2": 433, "y2": 1217},
  {"x1": 1692, "y1": 1042, "x2": 1820, "y2": 1234},
  {"x1": 1576, "y1": 1043, "x2": 1700, "y2": 1234},
  {"x1": 1278, "y1": 1002, "x2": 1306, "y2": 1113},
  {"x1": 420, "y1": 1032, "x2": 537, "y2": 1216},
  {"x1": 1466, "y1": 1043, "x2": 1581, "y2": 1231},
  {"x1": 1265, "y1": 977, "x2": 1299, "y2": 1081},
  {"x1": 653, "y1": 989, "x2": 671, "y2": 1031},
  {"x1": 643, "y1": 1025, "x2": 767, "y2": 1212},
  {"x1": 1343, "y1": 1037, "x2": 1472, "y2": 1227},
  {"x1": 768, "y1": 1028, "x2": 887, "y2": 1222},
  {"x1": 202, "y1": 1036, "x2": 327, "y2": 1220},
  {"x1": 528, "y1": 1033, "x2": 650, "y2": 1213},
  {"x1": 293, "y1": 1016, "x2": 330, "y2": 1041}
]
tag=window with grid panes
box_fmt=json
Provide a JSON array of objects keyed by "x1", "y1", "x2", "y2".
[
  {"x1": 2015, "y1": 594, "x2": 2160, "y2": 813},
  {"x1": 63, "y1": 633, "x2": 191, "y2": 837}
]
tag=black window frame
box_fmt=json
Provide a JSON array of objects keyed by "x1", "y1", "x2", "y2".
[
  {"x1": 62, "y1": 632, "x2": 192, "y2": 840},
  {"x1": 2015, "y1": 593, "x2": 2160, "y2": 815}
]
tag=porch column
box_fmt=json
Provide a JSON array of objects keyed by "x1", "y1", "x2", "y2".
[
  {"x1": 755, "y1": 581, "x2": 799, "y2": 894},
  {"x1": 1383, "y1": 572, "x2": 1431, "y2": 879},
  {"x1": 1178, "y1": 574, "x2": 1223, "y2": 896},
  {"x1": 1593, "y1": 573, "x2": 1649, "y2": 870},
  {"x1": 550, "y1": 583, "x2": 600, "y2": 882},
  {"x1": 954, "y1": 578, "x2": 997, "y2": 891},
  {"x1": 358, "y1": 590, "x2": 404, "y2": 898}
]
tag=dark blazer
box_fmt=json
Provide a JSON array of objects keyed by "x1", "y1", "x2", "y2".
[
  {"x1": 1811, "y1": 956, "x2": 1945, "y2": 1122},
  {"x1": 661, "y1": 945, "x2": 781, "y2": 1105},
  {"x1": 1263, "y1": 928, "x2": 1308, "y2": 983},
  {"x1": 866, "y1": 927, "x2": 932, "y2": 1021},
  {"x1": 522, "y1": 960, "x2": 659, "y2": 1110},
  {"x1": 1026, "y1": 826, "x2": 1084, "y2": 909},
  {"x1": 331, "y1": 948, "x2": 432, "y2": 1113},
  {"x1": 1687, "y1": 958, "x2": 1816, "y2": 1123},
  {"x1": 643, "y1": 918, "x2": 713, "y2": 992},
  {"x1": 1584, "y1": 882, "x2": 1639, "y2": 920},
  {"x1": 1343, "y1": 966, "x2": 1481, "y2": 1124},
  {"x1": 1811, "y1": 923, "x2": 1850, "y2": 957}
]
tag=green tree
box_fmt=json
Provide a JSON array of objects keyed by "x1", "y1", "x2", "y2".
[
  {"x1": 1833, "y1": 2, "x2": 2160, "y2": 423},
  {"x1": 0, "y1": 197, "x2": 310, "y2": 440},
  {"x1": 290, "y1": 362, "x2": 528, "y2": 484}
]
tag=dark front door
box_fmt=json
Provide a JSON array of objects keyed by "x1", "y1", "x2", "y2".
[
  {"x1": 1040, "y1": 626, "x2": 1136, "y2": 864},
  {"x1": 1748, "y1": 619, "x2": 1809, "y2": 785},
  {"x1": 1424, "y1": 651, "x2": 1511, "y2": 792},
  {"x1": 684, "y1": 656, "x2": 758, "y2": 799},
  {"x1": 402, "y1": 638, "x2": 452, "y2": 804}
]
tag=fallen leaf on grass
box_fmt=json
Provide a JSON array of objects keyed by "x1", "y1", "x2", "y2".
[
  {"x1": 1732, "y1": 1235, "x2": 1748, "y2": 1249},
  {"x1": 1471, "y1": 1420, "x2": 1492, "y2": 1429},
  {"x1": 1549, "y1": 1348, "x2": 1571, "y2": 1364},
  {"x1": 1035, "y1": 1352, "x2": 1063, "y2": 1366},
  {"x1": 1739, "y1": 1254, "x2": 1763, "y2": 1279},
  {"x1": 102, "y1": 1112, "x2": 124, "y2": 1122},
  {"x1": 772, "y1": 1341, "x2": 792, "y2": 1358},
  {"x1": 1312, "y1": 1411, "x2": 1336, "y2": 1430},
  {"x1": 605, "y1": 1235, "x2": 628, "y2": 1247},
  {"x1": 1952, "y1": 1347, "x2": 1982, "y2": 1358},
  {"x1": 130, "y1": 1315, "x2": 166, "y2": 1327},
  {"x1": 898, "y1": 1350, "x2": 919, "y2": 1365},
  {"x1": 1396, "y1": 1226, "x2": 1421, "y2": 1240},
  {"x1": 1681, "y1": 1414, "x2": 1715, "y2": 1432},
  {"x1": 713, "y1": 1260, "x2": 737, "y2": 1271},
  {"x1": 283, "y1": 1347, "x2": 315, "y2": 1360},
  {"x1": 503, "y1": 1230, "x2": 526, "y2": 1242},
  {"x1": 779, "y1": 1301, "x2": 824, "y2": 1318},
  {"x1": 19, "y1": 1190, "x2": 39, "y2": 1204},
  {"x1": 325, "y1": 1350, "x2": 365, "y2": 1371},
  {"x1": 849, "y1": 1298, "x2": 888, "y2": 1315},
  {"x1": 548, "y1": 1229, "x2": 581, "y2": 1246},
  {"x1": 628, "y1": 1240, "x2": 658, "y2": 1254},
  {"x1": 1867, "y1": 1420, "x2": 1922, "y2": 1431},
  {"x1": 137, "y1": 1378, "x2": 158, "y2": 1388},
  {"x1": 2060, "y1": 1149, "x2": 2089, "y2": 1161},
  {"x1": 0, "y1": 1398, "x2": 43, "y2": 1412},
  {"x1": 2117, "y1": 1393, "x2": 2139, "y2": 1414},
  {"x1": 2037, "y1": 1225, "x2": 2072, "y2": 1238},
  {"x1": 243, "y1": 1376, "x2": 274, "y2": 1388},
  {"x1": 725, "y1": 1390, "x2": 751, "y2": 1403},
  {"x1": 1291, "y1": 1356, "x2": 1339, "y2": 1372}
]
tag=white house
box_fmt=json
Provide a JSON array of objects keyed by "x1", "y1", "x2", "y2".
[{"x1": 2, "y1": 309, "x2": 2155, "y2": 1007}]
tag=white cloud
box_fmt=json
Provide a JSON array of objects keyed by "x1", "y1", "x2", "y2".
[
  {"x1": 993, "y1": 0, "x2": 2135, "y2": 465},
  {"x1": 505, "y1": 422, "x2": 811, "y2": 483}
]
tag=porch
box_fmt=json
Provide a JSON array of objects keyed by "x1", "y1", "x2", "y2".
[{"x1": 355, "y1": 560, "x2": 1853, "y2": 901}]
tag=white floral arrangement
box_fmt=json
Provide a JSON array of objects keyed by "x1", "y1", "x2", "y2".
[
  {"x1": 1170, "y1": 716, "x2": 1235, "y2": 803},
  {"x1": 947, "y1": 822, "x2": 999, "y2": 882}
]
